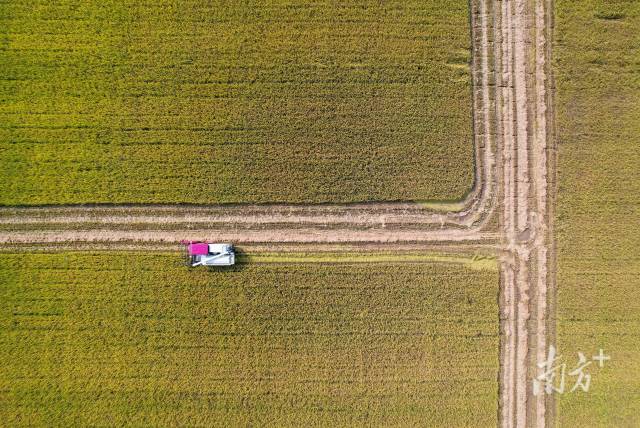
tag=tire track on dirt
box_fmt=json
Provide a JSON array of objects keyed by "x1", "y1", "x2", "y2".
[
  {"x1": 498, "y1": 0, "x2": 555, "y2": 426},
  {"x1": 0, "y1": 228, "x2": 498, "y2": 245}
]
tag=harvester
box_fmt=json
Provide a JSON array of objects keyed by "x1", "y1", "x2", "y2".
[{"x1": 182, "y1": 241, "x2": 235, "y2": 267}]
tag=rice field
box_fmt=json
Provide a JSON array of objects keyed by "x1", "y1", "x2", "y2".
[
  {"x1": 554, "y1": 0, "x2": 640, "y2": 425},
  {"x1": 0, "y1": 253, "x2": 499, "y2": 426},
  {"x1": 0, "y1": 0, "x2": 474, "y2": 205}
]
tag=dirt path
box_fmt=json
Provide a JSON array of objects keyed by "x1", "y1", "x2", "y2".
[
  {"x1": 0, "y1": 1, "x2": 556, "y2": 426},
  {"x1": 0, "y1": 227, "x2": 498, "y2": 246},
  {"x1": 497, "y1": 0, "x2": 555, "y2": 426},
  {"x1": 0, "y1": 203, "x2": 487, "y2": 228}
]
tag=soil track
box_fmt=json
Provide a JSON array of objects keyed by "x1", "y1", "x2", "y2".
[
  {"x1": 496, "y1": 0, "x2": 555, "y2": 426},
  {"x1": 0, "y1": 0, "x2": 555, "y2": 426}
]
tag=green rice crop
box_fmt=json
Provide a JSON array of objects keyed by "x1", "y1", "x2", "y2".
[
  {"x1": 0, "y1": 0, "x2": 473, "y2": 204},
  {"x1": 555, "y1": 0, "x2": 640, "y2": 425},
  {"x1": 0, "y1": 253, "x2": 498, "y2": 426}
]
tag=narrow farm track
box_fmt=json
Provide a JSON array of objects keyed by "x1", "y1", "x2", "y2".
[
  {"x1": 496, "y1": 0, "x2": 555, "y2": 427},
  {"x1": 0, "y1": 0, "x2": 556, "y2": 427},
  {"x1": 0, "y1": 226, "x2": 498, "y2": 246}
]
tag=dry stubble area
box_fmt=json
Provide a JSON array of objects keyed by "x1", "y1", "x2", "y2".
[
  {"x1": 555, "y1": 0, "x2": 640, "y2": 425},
  {"x1": 0, "y1": 0, "x2": 473, "y2": 204},
  {"x1": 0, "y1": 254, "x2": 498, "y2": 426}
]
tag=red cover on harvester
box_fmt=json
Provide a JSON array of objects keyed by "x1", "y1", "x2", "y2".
[{"x1": 188, "y1": 243, "x2": 209, "y2": 256}]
